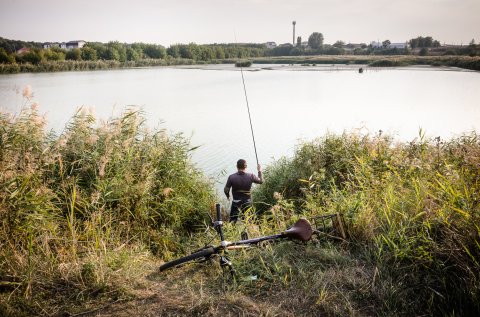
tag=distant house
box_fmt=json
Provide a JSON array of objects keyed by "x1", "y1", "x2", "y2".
[
  {"x1": 66, "y1": 40, "x2": 86, "y2": 49},
  {"x1": 42, "y1": 42, "x2": 60, "y2": 49},
  {"x1": 16, "y1": 47, "x2": 30, "y2": 54},
  {"x1": 371, "y1": 41, "x2": 408, "y2": 49},
  {"x1": 264, "y1": 42, "x2": 277, "y2": 49},
  {"x1": 43, "y1": 40, "x2": 86, "y2": 50},
  {"x1": 389, "y1": 43, "x2": 408, "y2": 49}
]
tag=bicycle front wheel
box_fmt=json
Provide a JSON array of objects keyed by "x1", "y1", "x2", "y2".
[{"x1": 159, "y1": 247, "x2": 216, "y2": 272}]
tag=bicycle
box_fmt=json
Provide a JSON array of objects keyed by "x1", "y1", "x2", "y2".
[{"x1": 159, "y1": 203, "x2": 314, "y2": 274}]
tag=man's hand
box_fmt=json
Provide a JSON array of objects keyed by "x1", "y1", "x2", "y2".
[{"x1": 257, "y1": 164, "x2": 262, "y2": 172}]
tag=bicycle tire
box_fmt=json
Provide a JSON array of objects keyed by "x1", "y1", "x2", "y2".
[{"x1": 159, "y1": 247, "x2": 216, "y2": 271}]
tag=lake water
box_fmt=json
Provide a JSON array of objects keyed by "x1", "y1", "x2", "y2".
[{"x1": 1, "y1": 64, "x2": 479, "y2": 192}]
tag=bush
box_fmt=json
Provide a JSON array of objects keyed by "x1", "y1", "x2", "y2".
[
  {"x1": 66, "y1": 48, "x2": 81, "y2": 60},
  {"x1": 0, "y1": 48, "x2": 15, "y2": 63},
  {"x1": 235, "y1": 60, "x2": 252, "y2": 67}
]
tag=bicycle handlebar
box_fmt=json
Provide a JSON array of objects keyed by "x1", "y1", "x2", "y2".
[
  {"x1": 216, "y1": 203, "x2": 221, "y2": 222},
  {"x1": 215, "y1": 203, "x2": 225, "y2": 242}
]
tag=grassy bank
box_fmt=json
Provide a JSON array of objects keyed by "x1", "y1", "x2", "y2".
[
  {"x1": 1, "y1": 102, "x2": 479, "y2": 316},
  {"x1": 2, "y1": 55, "x2": 480, "y2": 74},
  {"x1": 105, "y1": 130, "x2": 479, "y2": 317},
  {"x1": 0, "y1": 58, "x2": 203, "y2": 74},
  {"x1": 250, "y1": 55, "x2": 480, "y2": 71},
  {"x1": 0, "y1": 104, "x2": 215, "y2": 316},
  {"x1": 252, "y1": 131, "x2": 480, "y2": 315}
]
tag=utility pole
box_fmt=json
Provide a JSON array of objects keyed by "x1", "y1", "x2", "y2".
[{"x1": 292, "y1": 21, "x2": 296, "y2": 46}]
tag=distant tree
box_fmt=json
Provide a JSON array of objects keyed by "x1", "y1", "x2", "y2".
[
  {"x1": 290, "y1": 47, "x2": 304, "y2": 56},
  {"x1": 308, "y1": 32, "x2": 324, "y2": 49},
  {"x1": 214, "y1": 46, "x2": 225, "y2": 59},
  {"x1": 296, "y1": 36, "x2": 302, "y2": 47},
  {"x1": 144, "y1": 44, "x2": 166, "y2": 59},
  {"x1": 107, "y1": 42, "x2": 127, "y2": 62},
  {"x1": 126, "y1": 47, "x2": 141, "y2": 61},
  {"x1": 66, "y1": 48, "x2": 81, "y2": 61},
  {"x1": 23, "y1": 49, "x2": 44, "y2": 64},
  {"x1": 333, "y1": 40, "x2": 345, "y2": 48},
  {"x1": 44, "y1": 48, "x2": 65, "y2": 61},
  {"x1": 470, "y1": 38, "x2": 475, "y2": 45},
  {"x1": 382, "y1": 40, "x2": 391, "y2": 48},
  {"x1": 178, "y1": 44, "x2": 191, "y2": 59},
  {"x1": 322, "y1": 45, "x2": 344, "y2": 55},
  {"x1": 269, "y1": 44, "x2": 293, "y2": 56},
  {"x1": 188, "y1": 43, "x2": 200, "y2": 59},
  {"x1": 104, "y1": 47, "x2": 119, "y2": 61},
  {"x1": 0, "y1": 48, "x2": 15, "y2": 63},
  {"x1": 86, "y1": 42, "x2": 108, "y2": 60},
  {"x1": 81, "y1": 47, "x2": 97, "y2": 61},
  {"x1": 167, "y1": 45, "x2": 180, "y2": 58},
  {"x1": 409, "y1": 36, "x2": 440, "y2": 48},
  {"x1": 353, "y1": 47, "x2": 366, "y2": 55},
  {"x1": 0, "y1": 37, "x2": 42, "y2": 53},
  {"x1": 419, "y1": 47, "x2": 429, "y2": 56}
]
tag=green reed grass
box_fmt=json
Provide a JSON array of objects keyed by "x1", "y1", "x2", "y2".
[
  {"x1": 2, "y1": 99, "x2": 479, "y2": 315},
  {"x1": 0, "y1": 104, "x2": 215, "y2": 315},
  {"x1": 253, "y1": 131, "x2": 480, "y2": 315}
]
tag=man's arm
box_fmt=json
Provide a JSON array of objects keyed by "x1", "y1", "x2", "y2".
[
  {"x1": 252, "y1": 164, "x2": 263, "y2": 184},
  {"x1": 224, "y1": 176, "x2": 232, "y2": 198}
]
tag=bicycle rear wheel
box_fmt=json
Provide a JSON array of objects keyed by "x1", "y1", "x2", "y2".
[{"x1": 159, "y1": 247, "x2": 216, "y2": 271}]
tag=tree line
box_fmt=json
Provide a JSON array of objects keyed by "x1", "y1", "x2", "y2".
[
  {"x1": 0, "y1": 39, "x2": 266, "y2": 65},
  {"x1": 1, "y1": 34, "x2": 479, "y2": 66}
]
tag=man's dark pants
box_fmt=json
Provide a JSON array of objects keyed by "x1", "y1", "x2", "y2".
[{"x1": 229, "y1": 199, "x2": 251, "y2": 223}]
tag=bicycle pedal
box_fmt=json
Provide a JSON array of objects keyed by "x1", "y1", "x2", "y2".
[{"x1": 220, "y1": 256, "x2": 232, "y2": 267}]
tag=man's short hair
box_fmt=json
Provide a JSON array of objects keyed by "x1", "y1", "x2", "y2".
[{"x1": 237, "y1": 159, "x2": 247, "y2": 169}]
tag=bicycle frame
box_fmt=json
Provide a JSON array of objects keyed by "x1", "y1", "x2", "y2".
[{"x1": 159, "y1": 203, "x2": 313, "y2": 273}]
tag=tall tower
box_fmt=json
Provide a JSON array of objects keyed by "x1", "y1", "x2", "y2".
[{"x1": 292, "y1": 21, "x2": 296, "y2": 45}]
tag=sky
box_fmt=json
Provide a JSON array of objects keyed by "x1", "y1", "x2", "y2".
[{"x1": 1, "y1": 0, "x2": 479, "y2": 46}]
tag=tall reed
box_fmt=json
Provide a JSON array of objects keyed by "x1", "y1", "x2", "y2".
[
  {"x1": 0, "y1": 103, "x2": 215, "y2": 315},
  {"x1": 253, "y1": 131, "x2": 480, "y2": 315}
]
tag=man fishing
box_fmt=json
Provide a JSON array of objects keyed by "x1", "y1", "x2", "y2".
[{"x1": 224, "y1": 159, "x2": 263, "y2": 223}]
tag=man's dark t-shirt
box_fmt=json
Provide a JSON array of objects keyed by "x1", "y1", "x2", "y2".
[{"x1": 224, "y1": 171, "x2": 263, "y2": 201}]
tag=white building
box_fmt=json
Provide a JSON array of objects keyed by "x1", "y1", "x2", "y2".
[
  {"x1": 389, "y1": 43, "x2": 408, "y2": 49},
  {"x1": 371, "y1": 41, "x2": 408, "y2": 49},
  {"x1": 66, "y1": 40, "x2": 86, "y2": 49},
  {"x1": 42, "y1": 42, "x2": 60, "y2": 49},
  {"x1": 264, "y1": 42, "x2": 277, "y2": 49},
  {"x1": 44, "y1": 40, "x2": 86, "y2": 50}
]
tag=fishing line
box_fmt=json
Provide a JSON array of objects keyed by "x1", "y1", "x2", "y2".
[{"x1": 234, "y1": 30, "x2": 259, "y2": 166}]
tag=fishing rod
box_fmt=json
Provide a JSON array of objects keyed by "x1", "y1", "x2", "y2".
[
  {"x1": 235, "y1": 31, "x2": 259, "y2": 167},
  {"x1": 239, "y1": 66, "x2": 259, "y2": 166}
]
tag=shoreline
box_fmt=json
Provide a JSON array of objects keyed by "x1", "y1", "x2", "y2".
[{"x1": 1, "y1": 55, "x2": 479, "y2": 74}]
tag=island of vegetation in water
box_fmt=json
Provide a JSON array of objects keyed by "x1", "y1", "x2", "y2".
[
  {"x1": 1, "y1": 96, "x2": 479, "y2": 316},
  {"x1": 1, "y1": 34, "x2": 480, "y2": 74}
]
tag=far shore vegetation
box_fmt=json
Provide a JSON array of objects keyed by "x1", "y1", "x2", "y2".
[
  {"x1": 1, "y1": 34, "x2": 480, "y2": 74},
  {"x1": 1, "y1": 97, "x2": 479, "y2": 315}
]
